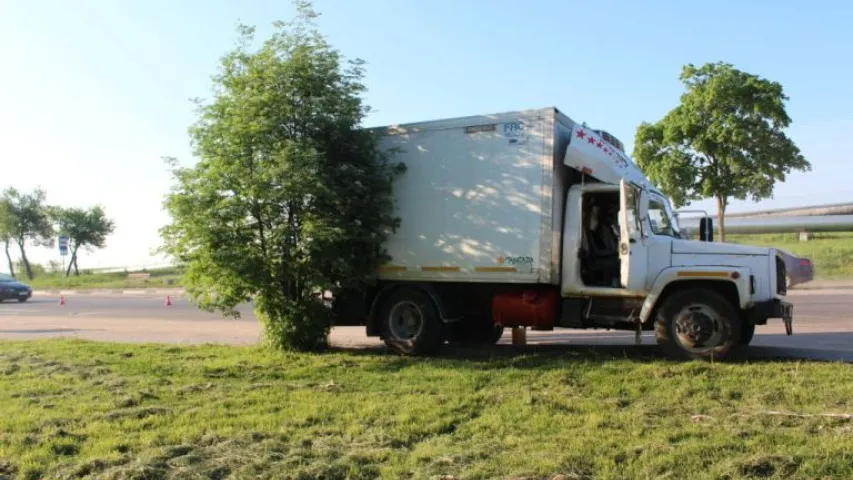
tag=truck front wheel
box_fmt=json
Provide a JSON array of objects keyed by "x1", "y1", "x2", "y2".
[
  {"x1": 654, "y1": 289, "x2": 741, "y2": 361},
  {"x1": 739, "y1": 321, "x2": 756, "y2": 345},
  {"x1": 378, "y1": 288, "x2": 443, "y2": 356}
]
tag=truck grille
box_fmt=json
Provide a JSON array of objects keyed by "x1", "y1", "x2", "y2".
[{"x1": 776, "y1": 255, "x2": 787, "y2": 295}]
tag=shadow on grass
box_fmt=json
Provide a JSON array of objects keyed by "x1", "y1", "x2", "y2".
[{"x1": 328, "y1": 334, "x2": 853, "y2": 371}]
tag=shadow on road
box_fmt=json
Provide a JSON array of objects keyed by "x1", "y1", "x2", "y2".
[
  {"x1": 751, "y1": 331, "x2": 853, "y2": 362},
  {"x1": 0, "y1": 299, "x2": 54, "y2": 305},
  {"x1": 755, "y1": 331, "x2": 853, "y2": 345}
]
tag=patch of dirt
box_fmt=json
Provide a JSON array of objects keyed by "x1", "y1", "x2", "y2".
[
  {"x1": 177, "y1": 383, "x2": 215, "y2": 395},
  {"x1": 103, "y1": 406, "x2": 170, "y2": 421},
  {"x1": 90, "y1": 433, "x2": 389, "y2": 480},
  {"x1": 738, "y1": 455, "x2": 801, "y2": 478},
  {"x1": 0, "y1": 459, "x2": 17, "y2": 476}
]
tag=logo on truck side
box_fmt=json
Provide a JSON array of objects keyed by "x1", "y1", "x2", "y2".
[
  {"x1": 497, "y1": 255, "x2": 534, "y2": 265},
  {"x1": 503, "y1": 122, "x2": 529, "y2": 145},
  {"x1": 503, "y1": 122, "x2": 524, "y2": 137}
]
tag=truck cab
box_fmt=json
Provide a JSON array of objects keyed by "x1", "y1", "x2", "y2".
[{"x1": 557, "y1": 124, "x2": 792, "y2": 359}]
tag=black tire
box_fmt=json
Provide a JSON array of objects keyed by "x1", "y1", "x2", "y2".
[
  {"x1": 445, "y1": 316, "x2": 505, "y2": 346},
  {"x1": 377, "y1": 288, "x2": 443, "y2": 356},
  {"x1": 739, "y1": 321, "x2": 755, "y2": 346},
  {"x1": 18, "y1": 298, "x2": 27, "y2": 303},
  {"x1": 654, "y1": 288, "x2": 741, "y2": 361}
]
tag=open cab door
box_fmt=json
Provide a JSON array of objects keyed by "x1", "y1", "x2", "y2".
[{"x1": 619, "y1": 180, "x2": 648, "y2": 292}]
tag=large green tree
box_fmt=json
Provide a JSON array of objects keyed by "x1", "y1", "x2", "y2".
[
  {"x1": 1, "y1": 187, "x2": 53, "y2": 279},
  {"x1": 160, "y1": 2, "x2": 404, "y2": 350},
  {"x1": 52, "y1": 206, "x2": 115, "y2": 276},
  {"x1": 633, "y1": 62, "x2": 810, "y2": 241}
]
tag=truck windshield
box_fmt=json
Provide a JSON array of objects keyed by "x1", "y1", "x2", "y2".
[{"x1": 648, "y1": 196, "x2": 680, "y2": 237}]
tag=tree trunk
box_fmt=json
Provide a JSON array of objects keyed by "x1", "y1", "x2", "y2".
[
  {"x1": 16, "y1": 239, "x2": 33, "y2": 280},
  {"x1": 65, "y1": 251, "x2": 75, "y2": 277},
  {"x1": 65, "y1": 246, "x2": 81, "y2": 276},
  {"x1": 3, "y1": 239, "x2": 14, "y2": 278},
  {"x1": 716, "y1": 195, "x2": 727, "y2": 243}
]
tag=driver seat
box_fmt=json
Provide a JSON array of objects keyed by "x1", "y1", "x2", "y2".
[{"x1": 582, "y1": 205, "x2": 621, "y2": 286}]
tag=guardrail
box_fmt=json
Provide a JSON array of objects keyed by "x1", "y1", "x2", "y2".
[{"x1": 85, "y1": 264, "x2": 176, "y2": 274}]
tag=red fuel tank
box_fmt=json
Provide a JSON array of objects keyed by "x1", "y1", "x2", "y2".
[{"x1": 492, "y1": 288, "x2": 560, "y2": 329}]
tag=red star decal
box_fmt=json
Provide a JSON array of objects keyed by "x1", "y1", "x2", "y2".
[
  {"x1": 596, "y1": 141, "x2": 603, "y2": 148},
  {"x1": 603, "y1": 148, "x2": 609, "y2": 153},
  {"x1": 575, "y1": 129, "x2": 586, "y2": 139},
  {"x1": 587, "y1": 136, "x2": 595, "y2": 144}
]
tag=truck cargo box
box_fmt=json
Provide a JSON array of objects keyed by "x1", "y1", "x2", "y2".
[{"x1": 374, "y1": 107, "x2": 577, "y2": 285}]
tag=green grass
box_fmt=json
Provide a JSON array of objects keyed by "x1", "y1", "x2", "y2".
[
  {"x1": 2, "y1": 340, "x2": 853, "y2": 479},
  {"x1": 25, "y1": 267, "x2": 183, "y2": 290},
  {"x1": 728, "y1": 232, "x2": 853, "y2": 279}
]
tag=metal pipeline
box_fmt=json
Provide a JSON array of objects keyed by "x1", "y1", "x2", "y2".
[{"x1": 679, "y1": 215, "x2": 853, "y2": 235}]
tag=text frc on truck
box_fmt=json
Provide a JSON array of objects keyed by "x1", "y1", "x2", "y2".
[{"x1": 332, "y1": 107, "x2": 794, "y2": 361}]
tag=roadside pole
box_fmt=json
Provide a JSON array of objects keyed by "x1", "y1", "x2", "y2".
[{"x1": 58, "y1": 234, "x2": 68, "y2": 287}]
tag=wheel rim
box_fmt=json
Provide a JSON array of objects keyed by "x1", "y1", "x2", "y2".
[
  {"x1": 388, "y1": 301, "x2": 425, "y2": 341},
  {"x1": 672, "y1": 303, "x2": 726, "y2": 352}
]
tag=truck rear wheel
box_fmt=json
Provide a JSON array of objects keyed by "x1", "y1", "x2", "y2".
[
  {"x1": 654, "y1": 289, "x2": 741, "y2": 361},
  {"x1": 378, "y1": 288, "x2": 443, "y2": 355}
]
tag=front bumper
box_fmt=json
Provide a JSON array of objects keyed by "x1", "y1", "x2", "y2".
[
  {"x1": 750, "y1": 298, "x2": 794, "y2": 335},
  {"x1": 0, "y1": 289, "x2": 31, "y2": 300}
]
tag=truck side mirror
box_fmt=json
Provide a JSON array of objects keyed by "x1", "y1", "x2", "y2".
[{"x1": 699, "y1": 217, "x2": 714, "y2": 242}]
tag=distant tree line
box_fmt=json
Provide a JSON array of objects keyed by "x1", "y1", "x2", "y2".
[{"x1": 0, "y1": 187, "x2": 115, "y2": 280}]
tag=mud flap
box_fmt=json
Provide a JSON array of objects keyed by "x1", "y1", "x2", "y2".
[{"x1": 782, "y1": 302, "x2": 793, "y2": 336}]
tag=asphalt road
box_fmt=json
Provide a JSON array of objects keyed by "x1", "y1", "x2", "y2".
[{"x1": 2, "y1": 289, "x2": 853, "y2": 361}]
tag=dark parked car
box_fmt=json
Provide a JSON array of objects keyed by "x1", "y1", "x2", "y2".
[
  {"x1": 0, "y1": 273, "x2": 32, "y2": 302},
  {"x1": 778, "y1": 249, "x2": 814, "y2": 288}
]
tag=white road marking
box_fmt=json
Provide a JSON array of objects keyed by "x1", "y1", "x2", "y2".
[{"x1": 0, "y1": 309, "x2": 49, "y2": 315}]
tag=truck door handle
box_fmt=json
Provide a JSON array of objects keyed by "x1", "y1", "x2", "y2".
[{"x1": 629, "y1": 238, "x2": 636, "y2": 244}]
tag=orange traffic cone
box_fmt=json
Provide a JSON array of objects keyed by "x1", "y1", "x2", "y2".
[
  {"x1": 59, "y1": 295, "x2": 65, "y2": 306},
  {"x1": 164, "y1": 295, "x2": 172, "y2": 306}
]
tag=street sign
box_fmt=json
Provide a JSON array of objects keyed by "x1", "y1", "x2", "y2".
[{"x1": 58, "y1": 235, "x2": 69, "y2": 257}]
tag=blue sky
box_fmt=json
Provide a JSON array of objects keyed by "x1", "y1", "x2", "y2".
[{"x1": 0, "y1": 0, "x2": 850, "y2": 270}]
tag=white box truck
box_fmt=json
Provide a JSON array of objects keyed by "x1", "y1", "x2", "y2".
[{"x1": 332, "y1": 107, "x2": 793, "y2": 360}]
